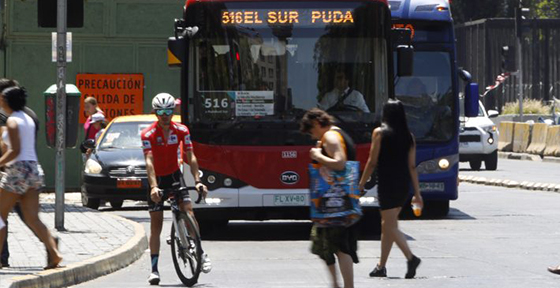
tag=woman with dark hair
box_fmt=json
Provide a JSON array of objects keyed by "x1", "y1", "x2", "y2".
[
  {"x1": 0, "y1": 86, "x2": 62, "y2": 269},
  {"x1": 301, "y1": 108, "x2": 359, "y2": 288},
  {"x1": 358, "y1": 99, "x2": 423, "y2": 279}
]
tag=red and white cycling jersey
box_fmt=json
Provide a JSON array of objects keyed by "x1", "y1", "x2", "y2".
[{"x1": 141, "y1": 121, "x2": 193, "y2": 176}]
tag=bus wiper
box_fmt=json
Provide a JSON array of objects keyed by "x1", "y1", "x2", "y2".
[
  {"x1": 209, "y1": 121, "x2": 245, "y2": 143},
  {"x1": 329, "y1": 113, "x2": 362, "y2": 140}
]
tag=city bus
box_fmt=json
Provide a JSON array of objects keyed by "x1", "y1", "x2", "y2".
[
  {"x1": 390, "y1": 0, "x2": 479, "y2": 216},
  {"x1": 167, "y1": 0, "x2": 478, "y2": 224}
]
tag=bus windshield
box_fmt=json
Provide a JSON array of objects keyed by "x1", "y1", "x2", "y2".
[
  {"x1": 187, "y1": 1, "x2": 390, "y2": 128},
  {"x1": 395, "y1": 51, "x2": 454, "y2": 142}
]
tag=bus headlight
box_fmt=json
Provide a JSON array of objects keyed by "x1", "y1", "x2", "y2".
[
  {"x1": 207, "y1": 175, "x2": 216, "y2": 184},
  {"x1": 438, "y1": 159, "x2": 450, "y2": 170},
  {"x1": 205, "y1": 198, "x2": 222, "y2": 205},
  {"x1": 417, "y1": 154, "x2": 458, "y2": 174},
  {"x1": 84, "y1": 159, "x2": 102, "y2": 174},
  {"x1": 359, "y1": 197, "x2": 376, "y2": 205}
]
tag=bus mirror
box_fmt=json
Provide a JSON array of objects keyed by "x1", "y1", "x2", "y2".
[
  {"x1": 464, "y1": 83, "x2": 480, "y2": 117},
  {"x1": 397, "y1": 45, "x2": 414, "y2": 77},
  {"x1": 391, "y1": 28, "x2": 412, "y2": 46},
  {"x1": 459, "y1": 69, "x2": 472, "y2": 83},
  {"x1": 168, "y1": 36, "x2": 186, "y2": 67}
]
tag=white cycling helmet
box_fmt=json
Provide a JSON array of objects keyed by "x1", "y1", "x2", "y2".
[{"x1": 152, "y1": 93, "x2": 176, "y2": 109}]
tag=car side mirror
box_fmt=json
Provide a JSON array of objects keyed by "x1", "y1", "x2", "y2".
[
  {"x1": 83, "y1": 138, "x2": 96, "y2": 150},
  {"x1": 487, "y1": 110, "x2": 499, "y2": 118}
]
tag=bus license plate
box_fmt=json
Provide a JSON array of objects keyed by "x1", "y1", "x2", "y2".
[
  {"x1": 419, "y1": 182, "x2": 445, "y2": 192},
  {"x1": 273, "y1": 195, "x2": 306, "y2": 206},
  {"x1": 117, "y1": 179, "x2": 141, "y2": 189}
]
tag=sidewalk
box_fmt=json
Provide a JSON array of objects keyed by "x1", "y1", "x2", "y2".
[
  {"x1": 459, "y1": 152, "x2": 560, "y2": 192},
  {"x1": 0, "y1": 193, "x2": 147, "y2": 288}
]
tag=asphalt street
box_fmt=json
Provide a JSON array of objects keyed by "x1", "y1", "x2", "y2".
[
  {"x1": 459, "y1": 158, "x2": 560, "y2": 184},
  {"x1": 70, "y1": 181, "x2": 560, "y2": 288}
]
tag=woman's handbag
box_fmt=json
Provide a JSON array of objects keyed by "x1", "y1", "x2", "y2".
[{"x1": 309, "y1": 161, "x2": 362, "y2": 227}]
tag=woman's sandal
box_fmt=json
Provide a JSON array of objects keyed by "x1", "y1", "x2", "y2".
[{"x1": 44, "y1": 237, "x2": 62, "y2": 270}]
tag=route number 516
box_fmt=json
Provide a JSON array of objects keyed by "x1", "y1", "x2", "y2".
[{"x1": 204, "y1": 98, "x2": 229, "y2": 109}]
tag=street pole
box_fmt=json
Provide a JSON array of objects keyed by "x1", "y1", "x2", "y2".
[
  {"x1": 55, "y1": 0, "x2": 67, "y2": 231},
  {"x1": 517, "y1": 35, "x2": 523, "y2": 119},
  {"x1": 516, "y1": 5, "x2": 524, "y2": 119}
]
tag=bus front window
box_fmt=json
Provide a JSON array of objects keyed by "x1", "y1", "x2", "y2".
[
  {"x1": 189, "y1": 1, "x2": 390, "y2": 130},
  {"x1": 395, "y1": 51, "x2": 454, "y2": 142}
]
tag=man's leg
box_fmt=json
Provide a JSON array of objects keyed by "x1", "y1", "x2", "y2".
[
  {"x1": 148, "y1": 208, "x2": 164, "y2": 285},
  {"x1": 149, "y1": 211, "x2": 164, "y2": 273},
  {"x1": 336, "y1": 252, "x2": 354, "y2": 288}
]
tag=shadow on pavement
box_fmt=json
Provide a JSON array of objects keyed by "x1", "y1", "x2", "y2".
[{"x1": 200, "y1": 220, "x2": 382, "y2": 241}]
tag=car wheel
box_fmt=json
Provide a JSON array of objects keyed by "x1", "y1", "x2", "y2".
[
  {"x1": 81, "y1": 187, "x2": 100, "y2": 210},
  {"x1": 485, "y1": 150, "x2": 498, "y2": 170},
  {"x1": 110, "y1": 200, "x2": 124, "y2": 209},
  {"x1": 469, "y1": 159, "x2": 482, "y2": 170}
]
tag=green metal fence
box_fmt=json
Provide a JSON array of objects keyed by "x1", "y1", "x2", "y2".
[{"x1": 1, "y1": 0, "x2": 183, "y2": 190}]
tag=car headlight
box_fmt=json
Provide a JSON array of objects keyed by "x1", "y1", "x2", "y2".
[
  {"x1": 483, "y1": 125, "x2": 497, "y2": 133},
  {"x1": 84, "y1": 159, "x2": 103, "y2": 174}
]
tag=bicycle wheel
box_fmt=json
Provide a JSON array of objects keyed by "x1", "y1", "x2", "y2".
[{"x1": 170, "y1": 211, "x2": 203, "y2": 287}]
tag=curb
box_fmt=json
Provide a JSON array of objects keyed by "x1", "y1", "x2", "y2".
[
  {"x1": 498, "y1": 151, "x2": 560, "y2": 163},
  {"x1": 498, "y1": 151, "x2": 542, "y2": 162},
  {"x1": 8, "y1": 213, "x2": 148, "y2": 288},
  {"x1": 459, "y1": 175, "x2": 560, "y2": 193}
]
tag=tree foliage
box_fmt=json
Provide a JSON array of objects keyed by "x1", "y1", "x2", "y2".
[{"x1": 451, "y1": 0, "x2": 560, "y2": 23}]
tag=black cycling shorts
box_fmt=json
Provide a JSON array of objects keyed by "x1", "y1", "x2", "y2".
[{"x1": 147, "y1": 169, "x2": 191, "y2": 212}]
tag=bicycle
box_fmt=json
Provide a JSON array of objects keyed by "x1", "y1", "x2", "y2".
[{"x1": 161, "y1": 184, "x2": 206, "y2": 287}]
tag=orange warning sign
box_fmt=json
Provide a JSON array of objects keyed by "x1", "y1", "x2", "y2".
[{"x1": 76, "y1": 74, "x2": 144, "y2": 124}]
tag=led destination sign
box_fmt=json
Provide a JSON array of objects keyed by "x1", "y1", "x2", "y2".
[{"x1": 222, "y1": 10, "x2": 355, "y2": 26}]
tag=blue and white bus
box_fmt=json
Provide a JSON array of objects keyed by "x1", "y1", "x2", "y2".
[{"x1": 390, "y1": 0, "x2": 479, "y2": 216}]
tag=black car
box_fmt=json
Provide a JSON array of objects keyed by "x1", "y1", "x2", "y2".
[{"x1": 81, "y1": 115, "x2": 174, "y2": 209}]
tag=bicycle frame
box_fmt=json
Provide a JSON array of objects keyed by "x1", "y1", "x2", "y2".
[{"x1": 162, "y1": 186, "x2": 201, "y2": 265}]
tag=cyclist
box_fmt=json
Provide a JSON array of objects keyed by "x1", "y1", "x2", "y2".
[{"x1": 141, "y1": 93, "x2": 212, "y2": 285}]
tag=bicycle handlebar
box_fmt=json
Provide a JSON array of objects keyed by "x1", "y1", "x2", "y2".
[{"x1": 159, "y1": 186, "x2": 206, "y2": 204}]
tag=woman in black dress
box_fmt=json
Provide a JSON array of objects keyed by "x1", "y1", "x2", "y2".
[{"x1": 358, "y1": 99, "x2": 423, "y2": 279}]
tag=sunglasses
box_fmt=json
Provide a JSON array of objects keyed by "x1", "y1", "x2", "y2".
[{"x1": 155, "y1": 109, "x2": 174, "y2": 116}]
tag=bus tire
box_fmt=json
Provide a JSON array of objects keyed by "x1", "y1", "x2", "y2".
[
  {"x1": 358, "y1": 210, "x2": 381, "y2": 236},
  {"x1": 427, "y1": 200, "x2": 449, "y2": 218}
]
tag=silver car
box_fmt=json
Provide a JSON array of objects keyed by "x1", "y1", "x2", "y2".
[{"x1": 459, "y1": 101, "x2": 499, "y2": 170}]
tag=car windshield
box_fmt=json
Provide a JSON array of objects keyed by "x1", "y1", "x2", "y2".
[
  {"x1": 98, "y1": 121, "x2": 152, "y2": 150},
  {"x1": 395, "y1": 51, "x2": 455, "y2": 142}
]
